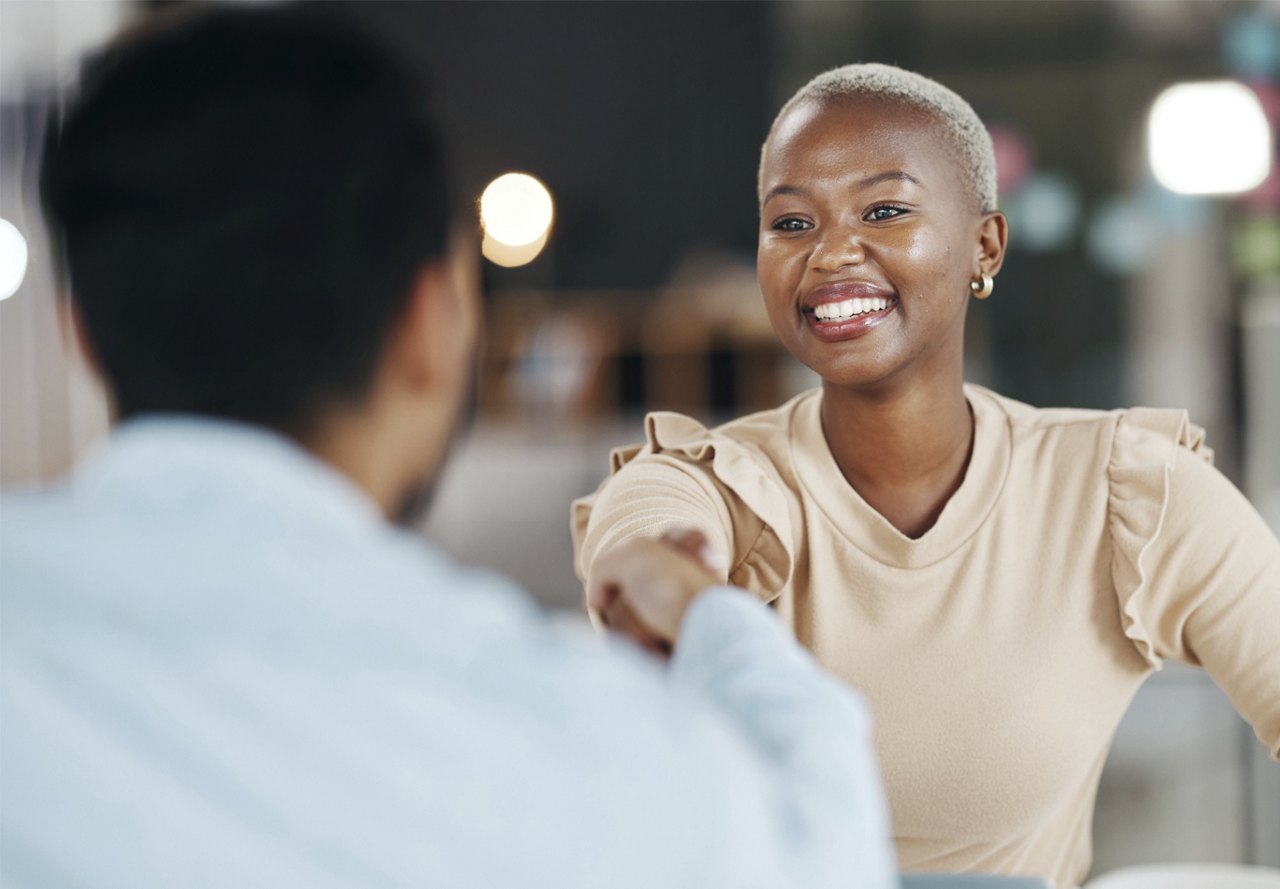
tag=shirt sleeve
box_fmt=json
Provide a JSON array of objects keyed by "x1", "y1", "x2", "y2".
[
  {"x1": 672, "y1": 588, "x2": 896, "y2": 889},
  {"x1": 1108, "y1": 408, "x2": 1280, "y2": 758},
  {"x1": 544, "y1": 585, "x2": 897, "y2": 889},
  {"x1": 572, "y1": 411, "x2": 795, "y2": 605},
  {"x1": 575, "y1": 452, "x2": 738, "y2": 585}
]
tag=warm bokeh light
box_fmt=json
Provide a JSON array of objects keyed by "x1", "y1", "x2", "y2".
[
  {"x1": 482, "y1": 228, "x2": 551, "y2": 268},
  {"x1": 0, "y1": 218, "x2": 29, "y2": 301},
  {"x1": 1148, "y1": 81, "x2": 1272, "y2": 195},
  {"x1": 479, "y1": 172, "x2": 554, "y2": 267}
]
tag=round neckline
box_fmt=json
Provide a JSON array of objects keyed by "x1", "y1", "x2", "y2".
[{"x1": 788, "y1": 383, "x2": 1012, "y2": 568}]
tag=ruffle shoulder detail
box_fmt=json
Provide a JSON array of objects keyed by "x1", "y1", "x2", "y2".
[
  {"x1": 578, "y1": 411, "x2": 795, "y2": 601},
  {"x1": 1107, "y1": 407, "x2": 1213, "y2": 668}
]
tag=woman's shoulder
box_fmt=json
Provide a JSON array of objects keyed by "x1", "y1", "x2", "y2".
[
  {"x1": 970, "y1": 385, "x2": 1230, "y2": 668},
  {"x1": 579, "y1": 395, "x2": 813, "y2": 599},
  {"x1": 969, "y1": 382, "x2": 1119, "y2": 434},
  {"x1": 608, "y1": 389, "x2": 818, "y2": 476},
  {"x1": 967, "y1": 383, "x2": 1213, "y2": 469}
]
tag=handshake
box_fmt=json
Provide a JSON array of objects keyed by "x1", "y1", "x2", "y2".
[{"x1": 587, "y1": 528, "x2": 730, "y2": 658}]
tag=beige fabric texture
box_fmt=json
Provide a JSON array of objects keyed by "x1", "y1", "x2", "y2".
[{"x1": 572, "y1": 384, "x2": 1280, "y2": 889}]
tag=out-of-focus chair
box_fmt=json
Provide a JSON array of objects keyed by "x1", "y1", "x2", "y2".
[
  {"x1": 901, "y1": 874, "x2": 1051, "y2": 889},
  {"x1": 1084, "y1": 863, "x2": 1280, "y2": 889}
]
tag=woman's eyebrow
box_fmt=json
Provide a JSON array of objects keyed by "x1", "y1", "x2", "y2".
[
  {"x1": 858, "y1": 170, "x2": 923, "y2": 189},
  {"x1": 761, "y1": 184, "x2": 808, "y2": 205},
  {"x1": 762, "y1": 171, "x2": 924, "y2": 206}
]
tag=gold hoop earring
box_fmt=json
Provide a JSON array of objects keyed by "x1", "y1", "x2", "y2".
[{"x1": 970, "y1": 273, "x2": 994, "y2": 300}]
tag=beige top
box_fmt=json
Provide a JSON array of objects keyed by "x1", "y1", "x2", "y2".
[{"x1": 572, "y1": 384, "x2": 1280, "y2": 889}]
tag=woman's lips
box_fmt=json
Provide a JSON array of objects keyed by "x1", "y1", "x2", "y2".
[{"x1": 801, "y1": 285, "x2": 898, "y2": 342}]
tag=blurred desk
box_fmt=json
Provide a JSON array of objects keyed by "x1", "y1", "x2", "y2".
[
  {"x1": 1091, "y1": 661, "x2": 1280, "y2": 877},
  {"x1": 421, "y1": 419, "x2": 645, "y2": 611}
]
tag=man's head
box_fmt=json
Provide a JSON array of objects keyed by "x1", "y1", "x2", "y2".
[{"x1": 41, "y1": 5, "x2": 477, "y2": 516}]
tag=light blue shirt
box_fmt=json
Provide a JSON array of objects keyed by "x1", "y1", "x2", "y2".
[{"x1": 0, "y1": 417, "x2": 895, "y2": 888}]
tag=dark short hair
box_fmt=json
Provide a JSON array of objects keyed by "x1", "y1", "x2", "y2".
[{"x1": 41, "y1": 4, "x2": 453, "y2": 436}]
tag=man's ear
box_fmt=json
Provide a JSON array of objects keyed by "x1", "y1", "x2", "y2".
[
  {"x1": 61, "y1": 297, "x2": 105, "y2": 380},
  {"x1": 386, "y1": 258, "x2": 465, "y2": 395}
]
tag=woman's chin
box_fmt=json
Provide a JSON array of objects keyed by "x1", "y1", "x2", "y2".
[{"x1": 805, "y1": 357, "x2": 905, "y2": 390}]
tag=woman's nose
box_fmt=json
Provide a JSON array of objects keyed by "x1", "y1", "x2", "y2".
[{"x1": 810, "y1": 225, "x2": 865, "y2": 273}]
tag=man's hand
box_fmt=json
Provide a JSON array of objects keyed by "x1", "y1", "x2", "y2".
[{"x1": 586, "y1": 529, "x2": 727, "y2": 658}]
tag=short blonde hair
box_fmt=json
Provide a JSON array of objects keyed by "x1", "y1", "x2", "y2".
[{"x1": 761, "y1": 62, "x2": 998, "y2": 213}]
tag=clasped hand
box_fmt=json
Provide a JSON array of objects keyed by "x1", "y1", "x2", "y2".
[{"x1": 586, "y1": 529, "x2": 728, "y2": 658}]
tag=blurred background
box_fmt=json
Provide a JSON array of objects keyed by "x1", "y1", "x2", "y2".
[{"x1": 1, "y1": 0, "x2": 1277, "y2": 879}]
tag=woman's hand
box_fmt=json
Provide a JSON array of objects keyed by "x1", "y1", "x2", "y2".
[{"x1": 586, "y1": 529, "x2": 728, "y2": 658}]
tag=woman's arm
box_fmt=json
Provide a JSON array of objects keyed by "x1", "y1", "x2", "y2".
[
  {"x1": 1135, "y1": 452, "x2": 1280, "y2": 757},
  {"x1": 575, "y1": 453, "x2": 740, "y2": 593}
]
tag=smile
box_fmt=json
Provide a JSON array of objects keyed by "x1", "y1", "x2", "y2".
[
  {"x1": 802, "y1": 294, "x2": 898, "y2": 342},
  {"x1": 811, "y1": 296, "x2": 893, "y2": 321}
]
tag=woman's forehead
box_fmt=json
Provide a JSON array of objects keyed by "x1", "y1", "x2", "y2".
[
  {"x1": 763, "y1": 96, "x2": 960, "y2": 188},
  {"x1": 762, "y1": 97, "x2": 947, "y2": 166}
]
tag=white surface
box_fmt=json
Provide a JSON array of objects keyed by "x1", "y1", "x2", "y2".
[{"x1": 1086, "y1": 862, "x2": 1280, "y2": 889}]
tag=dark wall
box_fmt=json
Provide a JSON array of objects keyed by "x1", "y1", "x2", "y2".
[{"x1": 347, "y1": 1, "x2": 771, "y2": 290}]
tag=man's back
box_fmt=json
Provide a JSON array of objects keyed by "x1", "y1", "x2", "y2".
[
  {"x1": 1, "y1": 418, "x2": 895, "y2": 888},
  {"x1": 7, "y1": 6, "x2": 895, "y2": 884}
]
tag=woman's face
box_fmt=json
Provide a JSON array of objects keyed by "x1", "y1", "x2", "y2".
[{"x1": 757, "y1": 96, "x2": 995, "y2": 389}]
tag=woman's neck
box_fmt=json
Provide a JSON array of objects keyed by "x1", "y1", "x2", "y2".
[{"x1": 820, "y1": 374, "x2": 974, "y2": 539}]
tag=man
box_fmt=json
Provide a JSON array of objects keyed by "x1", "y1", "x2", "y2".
[{"x1": 0, "y1": 6, "x2": 894, "y2": 887}]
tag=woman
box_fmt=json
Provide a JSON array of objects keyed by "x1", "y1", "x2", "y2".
[{"x1": 572, "y1": 64, "x2": 1280, "y2": 888}]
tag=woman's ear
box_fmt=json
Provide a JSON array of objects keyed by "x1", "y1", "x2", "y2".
[{"x1": 976, "y1": 211, "x2": 1009, "y2": 278}]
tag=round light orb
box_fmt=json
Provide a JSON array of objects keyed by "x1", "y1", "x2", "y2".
[
  {"x1": 479, "y1": 172, "x2": 554, "y2": 249},
  {"x1": 1222, "y1": 9, "x2": 1280, "y2": 79},
  {"x1": 0, "y1": 217, "x2": 29, "y2": 301},
  {"x1": 482, "y1": 228, "x2": 550, "y2": 269},
  {"x1": 1233, "y1": 216, "x2": 1280, "y2": 278},
  {"x1": 1148, "y1": 81, "x2": 1272, "y2": 195},
  {"x1": 988, "y1": 122, "x2": 1034, "y2": 196},
  {"x1": 1004, "y1": 172, "x2": 1081, "y2": 253},
  {"x1": 1140, "y1": 181, "x2": 1210, "y2": 232},
  {"x1": 1087, "y1": 196, "x2": 1158, "y2": 276}
]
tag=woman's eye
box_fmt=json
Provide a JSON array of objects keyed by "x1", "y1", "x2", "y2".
[
  {"x1": 771, "y1": 217, "x2": 812, "y2": 233},
  {"x1": 865, "y1": 205, "x2": 906, "y2": 222}
]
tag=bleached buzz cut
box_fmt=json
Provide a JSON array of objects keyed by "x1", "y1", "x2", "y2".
[{"x1": 761, "y1": 62, "x2": 998, "y2": 214}]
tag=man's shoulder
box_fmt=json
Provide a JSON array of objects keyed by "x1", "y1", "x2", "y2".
[
  {"x1": 0, "y1": 475, "x2": 536, "y2": 657},
  {"x1": 0, "y1": 485, "x2": 90, "y2": 598}
]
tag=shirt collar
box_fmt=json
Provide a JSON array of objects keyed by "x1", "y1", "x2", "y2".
[{"x1": 789, "y1": 383, "x2": 1012, "y2": 569}]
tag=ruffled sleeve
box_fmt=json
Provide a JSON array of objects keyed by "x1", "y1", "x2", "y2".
[
  {"x1": 1107, "y1": 407, "x2": 1213, "y2": 668},
  {"x1": 1109, "y1": 406, "x2": 1280, "y2": 757},
  {"x1": 572, "y1": 411, "x2": 795, "y2": 603}
]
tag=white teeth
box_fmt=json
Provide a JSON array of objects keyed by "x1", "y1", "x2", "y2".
[{"x1": 813, "y1": 297, "x2": 890, "y2": 321}]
